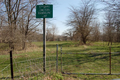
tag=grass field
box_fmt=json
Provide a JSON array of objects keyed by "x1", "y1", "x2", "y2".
[{"x1": 0, "y1": 41, "x2": 120, "y2": 80}]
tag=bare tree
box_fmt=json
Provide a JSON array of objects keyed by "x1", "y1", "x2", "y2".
[
  {"x1": 102, "y1": 0, "x2": 120, "y2": 42},
  {"x1": 115, "y1": 16, "x2": 120, "y2": 42},
  {"x1": 18, "y1": 0, "x2": 42, "y2": 49},
  {"x1": 3, "y1": 0, "x2": 24, "y2": 49},
  {"x1": 46, "y1": 27, "x2": 52, "y2": 41},
  {"x1": 0, "y1": 0, "x2": 49, "y2": 50},
  {"x1": 103, "y1": 11, "x2": 115, "y2": 45},
  {"x1": 46, "y1": 24, "x2": 58, "y2": 41},
  {"x1": 91, "y1": 22, "x2": 101, "y2": 42},
  {"x1": 50, "y1": 24, "x2": 58, "y2": 41},
  {"x1": 67, "y1": 0, "x2": 96, "y2": 44},
  {"x1": 63, "y1": 29, "x2": 74, "y2": 41}
]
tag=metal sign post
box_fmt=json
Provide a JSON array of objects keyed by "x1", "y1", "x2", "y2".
[
  {"x1": 43, "y1": 18, "x2": 46, "y2": 73},
  {"x1": 36, "y1": 4, "x2": 53, "y2": 73}
]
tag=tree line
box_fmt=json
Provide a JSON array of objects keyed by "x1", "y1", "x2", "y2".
[
  {"x1": 0, "y1": 0, "x2": 51, "y2": 50},
  {"x1": 0, "y1": 0, "x2": 120, "y2": 50},
  {"x1": 64, "y1": 0, "x2": 120, "y2": 45}
]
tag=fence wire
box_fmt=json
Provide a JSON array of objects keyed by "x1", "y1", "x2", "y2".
[
  {"x1": 0, "y1": 64, "x2": 11, "y2": 80},
  {"x1": 0, "y1": 55, "x2": 57, "y2": 80},
  {"x1": 61, "y1": 52, "x2": 120, "y2": 75}
]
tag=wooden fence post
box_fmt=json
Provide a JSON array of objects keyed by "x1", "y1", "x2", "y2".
[
  {"x1": 56, "y1": 44, "x2": 58, "y2": 73},
  {"x1": 109, "y1": 46, "x2": 111, "y2": 75},
  {"x1": 61, "y1": 46, "x2": 63, "y2": 73}
]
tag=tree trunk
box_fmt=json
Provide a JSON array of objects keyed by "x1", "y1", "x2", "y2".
[
  {"x1": 9, "y1": 42, "x2": 14, "y2": 50},
  {"x1": 83, "y1": 40, "x2": 86, "y2": 44},
  {"x1": 22, "y1": 41, "x2": 26, "y2": 50},
  {"x1": 82, "y1": 37, "x2": 86, "y2": 44},
  {"x1": 108, "y1": 42, "x2": 109, "y2": 46}
]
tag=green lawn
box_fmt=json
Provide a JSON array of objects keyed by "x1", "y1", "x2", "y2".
[{"x1": 0, "y1": 41, "x2": 120, "y2": 80}]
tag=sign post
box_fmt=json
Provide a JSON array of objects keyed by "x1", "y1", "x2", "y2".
[
  {"x1": 43, "y1": 18, "x2": 46, "y2": 72},
  {"x1": 36, "y1": 4, "x2": 53, "y2": 73}
]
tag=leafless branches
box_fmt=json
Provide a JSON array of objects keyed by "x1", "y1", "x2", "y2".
[
  {"x1": 67, "y1": 0, "x2": 96, "y2": 44},
  {"x1": 102, "y1": 0, "x2": 120, "y2": 44},
  {"x1": 0, "y1": 0, "x2": 49, "y2": 50}
]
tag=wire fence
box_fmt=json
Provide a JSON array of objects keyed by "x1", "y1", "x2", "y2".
[
  {"x1": 13, "y1": 57, "x2": 43, "y2": 79},
  {"x1": 1, "y1": 44, "x2": 120, "y2": 79},
  {"x1": 0, "y1": 64, "x2": 11, "y2": 80},
  {"x1": 0, "y1": 53, "x2": 57, "y2": 80},
  {"x1": 61, "y1": 49, "x2": 120, "y2": 75}
]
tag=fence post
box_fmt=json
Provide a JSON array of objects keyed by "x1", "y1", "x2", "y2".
[
  {"x1": 109, "y1": 46, "x2": 111, "y2": 75},
  {"x1": 61, "y1": 46, "x2": 63, "y2": 73},
  {"x1": 56, "y1": 44, "x2": 58, "y2": 73},
  {"x1": 10, "y1": 50, "x2": 14, "y2": 80}
]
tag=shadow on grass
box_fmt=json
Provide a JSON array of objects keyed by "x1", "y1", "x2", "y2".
[
  {"x1": 0, "y1": 71, "x2": 44, "y2": 80},
  {"x1": 62, "y1": 54, "x2": 109, "y2": 65},
  {"x1": 62, "y1": 47, "x2": 109, "y2": 53},
  {"x1": 61, "y1": 53, "x2": 120, "y2": 73}
]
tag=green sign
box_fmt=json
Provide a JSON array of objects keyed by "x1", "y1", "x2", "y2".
[{"x1": 36, "y1": 4, "x2": 53, "y2": 18}]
